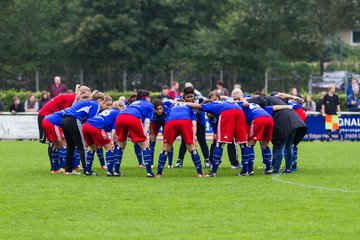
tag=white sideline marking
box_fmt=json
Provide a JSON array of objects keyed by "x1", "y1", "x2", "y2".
[{"x1": 272, "y1": 175, "x2": 359, "y2": 194}]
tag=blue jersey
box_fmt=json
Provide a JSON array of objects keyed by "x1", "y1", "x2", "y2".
[
  {"x1": 120, "y1": 99, "x2": 154, "y2": 122},
  {"x1": 288, "y1": 99, "x2": 301, "y2": 110},
  {"x1": 165, "y1": 102, "x2": 196, "y2": 123},
  {"x1": 87, "y1": 108, "x2": 121, "y2": 132},
  {"x1": 63, "y1": 100, "x2": 100, "y2": 123},
  {"x1": 201, "y1": 101, "x2": 241, "y2": 117},
  {"x1": 45, "y1": 110, "x2": 65, "y2": 126},
  {"x1": 237, "y1": 102, "x2": 271, "y2": 125},
  {"x1": 264, "y1": 106, "x2": 274, "y2": 116},
  {"x1": 208, "y1": 117, "x2": 218, "y2": 134}
]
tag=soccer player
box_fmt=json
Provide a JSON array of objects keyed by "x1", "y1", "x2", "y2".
[
  {"x1": 156, "y1": 97, "x2": 204, "y2": 177},
  {"x1": 187, "y1": 99, "x2": 247, "y2": 177},
  {"x1": 82, "y1": 100, "x2": 123, "y2": 176},
  {"x1": 42, "y1": 110, "x2": 67, "y2": 173},
  {"x1": 174, "y1": 87, "x2": 209, "y2": 169},
  {"x1": 95, "y1": 95, "x2": 114, "y2": 170},
  {"x1": 61, "y1": 91, "x2": 106, "y2": 174},
  {"x1": 115, "y1": 89, "x2": 154, "y2": 177},
  {"x1": 232, "y1": 88, "x2": 274, "y2": 175},
  {"x1": 149, "y1": 99, "x2": 173, "y2": 168},
  {"x1": 207, "y1": 91, "x2": 240, "y2": 169},
  {"x1": 38, "y1": 85, "x2": 91, "y2": 171}
]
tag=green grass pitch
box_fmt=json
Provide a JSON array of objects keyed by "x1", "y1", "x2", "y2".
[{"x1": 0, "y1": 141, "x2": 359, "y2": 239}]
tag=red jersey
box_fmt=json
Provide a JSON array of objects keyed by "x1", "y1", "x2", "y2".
[{"x1": 38, "y1": 93, "x2": 76, "y2": 116}]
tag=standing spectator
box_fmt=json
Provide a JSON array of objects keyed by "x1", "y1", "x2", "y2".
[
  {"x1": 157, "y1": 85, "x2": 172, "y2": 101},
  {"x1": 168, "y1": 81, "x2": 181, "y2": 99},
  {"x1": 24, "y1": 94, "x2": 39, "y2": 112},
  {"x1": 321, "y1": 84, "x2": 342, "y2": 141},
  {"x1": 39, "y1": 91, "x2": 51, "y2": 110},
  {"x1": 9, "y1": 96, "x2": 25, "y2": 114},
  {"x1": 302, "y1": 95, "x2": 316, "y2": 112},
  {"x1": 345, "y1": 87, "x2": 360, "y2": 111},
  {"x1": 316, "y1": 91, "x2": 327, "y2": 112},
  {"x1": 346, "y1": 78, "x2": 360, "y2": 96},
  {"x1": 214, "y1": 80, "x2": 229, "y2": 96},
  {"x1": 234, "y1": 83, "x2": 242, "y2": 90},
  {"x1": 50, "y1": 76, "x2": 67, "y2": 98}
]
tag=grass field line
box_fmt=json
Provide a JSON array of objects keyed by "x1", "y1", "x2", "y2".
[{"x1": 272, "y1": 174, "x2": 359, "y2": 194}]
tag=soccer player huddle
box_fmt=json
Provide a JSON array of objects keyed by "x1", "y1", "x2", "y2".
[{"x1": 38, "y1": 84, "x2": 307, "y2": 178}]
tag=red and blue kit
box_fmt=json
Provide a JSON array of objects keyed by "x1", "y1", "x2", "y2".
[
  {"x1": 116, "y1": 100, "x2": 154, "y2": 142},
  {"x1": 201, "y1": 101, "x2": 247, "y2": 144},
  {"x1": 83, "y1": 109, "x2": 120, "y2": 147},
  {"x1": 163, "y1": 102, "x2": 197, "y2": 145},
  {"x1": 237, "y1": 102, "x2": 274, "y2": 141},
  {"x1": 42, "y1": 111, "x2": 65, "y2": 141},
  {"x1": 288, "y1": 100, "x2": 307, "y2": 122},
  {"x1": 38, "y1": 93, "x2": 76, "y2": 116}
]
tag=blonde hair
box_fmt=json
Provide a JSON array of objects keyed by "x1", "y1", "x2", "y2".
[
  {"x1": 91, "y1": 90, "x2": 105, "y2": 101},
  {"x1": 113, "y1": 100, "x2": 126, "y2": 110}
]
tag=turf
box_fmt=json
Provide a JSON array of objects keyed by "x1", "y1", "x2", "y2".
[{"x1": 0, "y1": 141, "x2": 359, "y2": 239}]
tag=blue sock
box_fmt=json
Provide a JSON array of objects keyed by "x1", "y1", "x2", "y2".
[
  {"x1": 96, "y1": 148, "x2": 105, "y2": 167},
  {"x1": 212, "y1": 144, "x2": 224, "y2": 173},
  {"x1": 143, "y1": 148, "x2": 153, "y2": 174},
  {"x1": 293, "y1": 145, "x2": 298, "y2": 167},
  {"x1": 261, "y1": 146, "x2": 272, "y2": 171},
  {"x1": 247, "y1": 146, "x2": 255, "y2": 172},
  {"x1": 150, "y1": 140, "x2": 156, "y2": 165},
  {"x1": 86, "y1": 150, "x2": 94, "y2": 173},
  {"x1": 105, "y1": 150, "x2": 115, "y2": 174},
  {"x1": 60, "y1": 147, "x2": 67, "y2": 169},
  {"x1": 168, "y1": 146, "x2": 174, "y2": 166},
  {"x1": 134, "y1": 143, "x2": 143, "y2": 165},
  {"x1": 240, "y1": 145, "x2": 249, "y2": 173},
  {"x1": 191, "y1": 150, "x2": 203, "y2": 174},
  {"x1": 114, "y1": 146, "x2": 124, "y2": 174},
  {"x1": 51, "y1": 148, "x2": 60, "y2": 170},
  {"x1": 157, "y1": 151, "x2": 168, "y2": 175}
]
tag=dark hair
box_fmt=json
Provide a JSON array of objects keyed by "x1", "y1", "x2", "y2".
[
  {"x1": 152, "y1": 99, "x2": 163, "y2": 108},
  {"x1": 128, "y1": 95, "x2": 137, "y2": 104},
  {"x1": 216, "y1": 80, "x2": 224, "y2": 86},
  {"x1": 270, "y1": 91, "x2": 279, "y2": 96},
  {"x1": 136, "y1": 89, "x2": 150, "y2": 100},
  {"x1": 252, "y1": 90, "x2": 266, "y2": 97},
  {"x1": 183, "y1": 87, "x2": 195, "y2": 97}
]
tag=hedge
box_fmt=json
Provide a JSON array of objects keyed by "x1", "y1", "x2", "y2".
[{"x1": 0, "y1": 89, "x2": 349, "y2": 112}]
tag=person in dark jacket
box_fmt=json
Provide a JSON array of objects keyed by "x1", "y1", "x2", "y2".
[
  {"x1": 9, "y1": 96, "x2": 25, "y2": 114},
  {"x1": 247, "y1": 94, "x2": 307, "y2": 173}
]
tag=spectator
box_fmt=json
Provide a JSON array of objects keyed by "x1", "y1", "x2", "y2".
[
  {"x1": 168, "y1": 81, "x2": 181, "y2": 99},
  {"x1": 39, "y1": 91, "x2": 51, "y2": 110},
  {"x1": 346, "y1": 89, "x2": 360, "y2": 112},
  {"x1": 302, "y1": 95, "x2": 316, "y2": 112},
  {"x1": 0, "y1": 99, "x2": 3, "y2": 112},
  {"x1": 346, "y1": 78, "x2": 360, "y2": 96},
  {"x1": 24, "y1": 94, "x2": 39, "y2": 112},
  {"x1": 316, "y1": 91, "x2": 327, "y2": 112},
  {"x1": 234, "y1": 83, "x2": 242, "y2": 89},
  {"x1": 9, "y1": 96, "x2": 25, "y2": 114},
  {"x1": 157, "y1": 85, "x2": 172, "y2": 101},
  {"x1": 50, "y1": 76, "x2": 67, "y2": 98},
  {"x1": 321, "y1": 84, "x2": 342, "y2": 141},
  {"x1": 214, "y1": 80, "x2": 229, "y2": 96}
]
